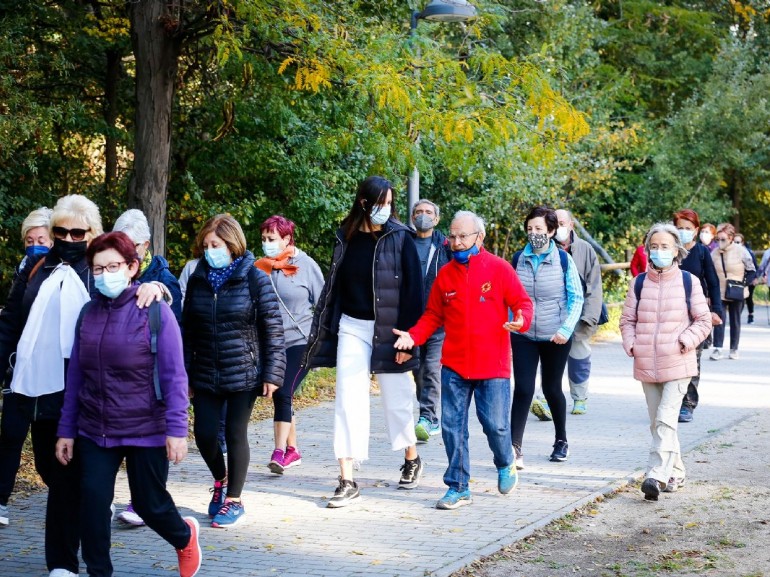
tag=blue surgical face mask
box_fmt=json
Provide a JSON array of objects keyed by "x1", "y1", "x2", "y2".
[
  {"x1": 678, "y1": 229, "x2": 695, "y2": 244},
  {"x1": 262, "y1": 241, "x2": 281, "y2": 258},
  {"x1": 370, "y1": 204, "x2": 391, "y2": 226},
  {"x1": 25, "y1": 245, "x2": 50, "y2": 258},
  {"x1": 95, "y1": 269, "x2": 130, "y2": 299},
  {"x1": 452, "y1": 244, "x2": 480, "y2": 264},
  {"x1": 649, "y1": 249, "x2": 674, "y2": 269},
  {"x1": 205, "y1": 246, "x2": 231, "y2": 269}
]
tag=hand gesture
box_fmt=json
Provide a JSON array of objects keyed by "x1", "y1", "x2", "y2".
[
  {"x1": 503, "y1": 309, "x2": 525, "y2": 333},
  {"x1": 392, "y1": 328, "x2": 414, "y2": 350}
]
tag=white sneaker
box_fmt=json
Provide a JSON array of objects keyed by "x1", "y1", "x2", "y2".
[
  {"x1": 0, "y1": 503, "x2": 8, "y2": 526},
  {"x1": 729, "y1": 349, "x2": 739, "y2": 360},
  {"x1": 49, "y1": 569, "x2": 78, "y2": 577},
  {"x1": 116, "y1": 502, "x2": 145, "y2": 526},
  {"x1": 513, "y1": 445, "x2": 524, "y2": 470},
  {"x1": 709, "y1": 348, "x2": 722, "y2": 361}
]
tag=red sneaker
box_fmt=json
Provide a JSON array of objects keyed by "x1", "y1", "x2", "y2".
[{"x1": 176, "y1": 517, "x2": 202, "y2": 577}]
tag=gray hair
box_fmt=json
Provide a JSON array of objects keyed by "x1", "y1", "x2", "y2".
[
  {"x1": 644, "y1": 222, "x2": 688, "y2": 263},
  {"x1": 113, "y1": 208, "x2": 151, "y2": 243},
  {"x1": 21, "y1": 207, "x2": 53, "y2": 240},
  {"x1": 51, "y1": 194, "x2": 103, "y2": 239},
  {"x1": 412, "y1": 199, "x2": 440, "y2": 218},
  {"x1": 452, "y1": 210, "x2": 486, "y2": 235}
]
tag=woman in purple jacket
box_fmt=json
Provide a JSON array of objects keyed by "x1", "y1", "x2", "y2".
[{"x1": 55, "y1": 232, "x2": 201, "y2": 577}]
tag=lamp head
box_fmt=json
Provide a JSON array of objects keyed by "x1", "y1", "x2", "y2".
[{"x1": 420, "y1": 0, "x2": 477, "y2": 23}]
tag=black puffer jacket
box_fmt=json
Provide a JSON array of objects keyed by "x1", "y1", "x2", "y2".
[
  {"x1": 182, "y1": 252, "x2": 286, "y2": 394},
  {"x1": 0, "y1": 251, "x2": 96, "y2": 420},
  {"x1": 303, "y1": 219, "x2": 423, "y2": 374}
]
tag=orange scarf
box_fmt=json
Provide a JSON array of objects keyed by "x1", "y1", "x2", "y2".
[{"x1": 255, "y1": 247, "x2": 299, "y2": 277}]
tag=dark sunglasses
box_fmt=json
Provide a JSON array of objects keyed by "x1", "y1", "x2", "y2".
[{"x1": 52, "y1": 226, "x2": 90, "y2": 242}]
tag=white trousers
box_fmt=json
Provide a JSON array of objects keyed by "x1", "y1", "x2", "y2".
[
  {"x1": 642, "y1": 379, "x2": 688, "y2": 484},
  {"x1": 334, "y1": 314, "x2": 417, "y2": 461}
]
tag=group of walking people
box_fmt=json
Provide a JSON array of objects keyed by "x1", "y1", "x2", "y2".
[{"x1": 0, "y1": 177, "x2": 761, "y2": 574}]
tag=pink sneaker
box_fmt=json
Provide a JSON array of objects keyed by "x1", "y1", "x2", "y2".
[
  {"x1": 283, "y1": 446, "x2": 302, "y2": 470},
  {"x1": 268, "y1": 449, "x2": 285, "y2": 474}
]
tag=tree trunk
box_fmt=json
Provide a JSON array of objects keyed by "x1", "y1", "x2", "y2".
[
  {"x1": 104, "y1": 48, "x2": 120, "y2": 196},
  {"x1": 129, "y1": 1, "x2": 182, "y2": 257}
]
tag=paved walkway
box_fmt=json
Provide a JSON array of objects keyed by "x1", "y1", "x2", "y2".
[{"x1": 1, "y1": 306, "x2": 769, "y2": 577}]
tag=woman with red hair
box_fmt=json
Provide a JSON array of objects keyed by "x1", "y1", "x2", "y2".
[{"x1": 672, "y1": 209, "x2": 723, "y2": 423}]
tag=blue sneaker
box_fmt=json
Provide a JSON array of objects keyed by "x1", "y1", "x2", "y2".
[
  {"x1": 211, "y1": 500, "x2": 245, "y2": 528},
  {"x1": 428, "y1": 421, "x2": 441, "y2": 436},
  {"x1": 436, "y1": 488, "x2": 473, "y2": 510},
  {"x1": 208, "y1": 480, "x2": 227, "y2": 518},
  {"x1": 678, "y1": 407, "x2": 693, "y2": 423},
  {"x1": 497, "y1": 465, "x2": 518, "y2": 494},
  {"x1": 415, "y1": 417, "x2": 431, "y2": 442}
]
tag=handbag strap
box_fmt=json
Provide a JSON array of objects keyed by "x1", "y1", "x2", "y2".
[
  {"x1": 267, "y1": 273, "x2": 308, "y2": 340},
  {"x1": 720, "y1": 253, "x2": 728, "y2": 278}
]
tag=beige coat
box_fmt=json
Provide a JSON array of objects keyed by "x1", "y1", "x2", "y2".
[
  {"x1": 620, "y1": 264, "x2": 712, "y2": 383},
  {"x1": 712, "y1": 242, "x2": 754, "y2": 300}
]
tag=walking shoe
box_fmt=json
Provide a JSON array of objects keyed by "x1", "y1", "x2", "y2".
[
  {"x1": 415, "y1": 416, "x2": 431, "y2": 443},
  {"x1": 49, "y1": 570, "x2": 78, "y2": 577},
  {"x1": 176, "y1": 516, "x2": 202, "y2": 577},
  {"x1": 550, "y1": 440, "x2": 569, "y2": 462},
  {"x1": 641, "y1": 478, "x2": 662, "y2": 501},
  {"x1": 327, "y1": 477, "x2": 360, "y2": 508},
  {"x1": 748, "y1": 314, "x2": 754, "y2": 324},
  {"x1": 678, "y1": 407, "x2": 693, "y2": 423},
  {"x1": 117, "y1": 501, "x2": 145, "y2": 526},
  {"x1": 513, "y1": 445, "x2": 524, "y2": 470},
  {"x1": 571, "y1": 399, "x2": 587, "y2": 415},
  {"x1": 710, "y1": 348, "x2": 722, "y2": 361},
  {"x1": 283, "y1": 446, "x2": 302, "y2": 469},
  {"x1": 729, "y1": 349, "x2": 739, "y2": 360},
  {"x1": 0, "y1": 503, "x2": 8, "y2": 526},
  {"x1": 436, "y1": 488, "x2": 473, "y2": 510},
  {"x1": 208, "y1": 479, "x2": 227, "y2": 518},
  {"x1": 497, "y1": 465, "x2": 518, "y2": 495},
  {"x1": 398, "y1": 456, "x2": 424, "y2": 490},
  {"x1": 211, "y1": 500, "x2": 245, "y2": 528},
  {"x1": 530, "y1": 397, "x2": 553, "y2": 421},
  {"x1": 663, "y1": 476, "x2": 686, "y2": 493},
  {"x1": 268, "y1": 449, "x2": 285, "y2": 475}
]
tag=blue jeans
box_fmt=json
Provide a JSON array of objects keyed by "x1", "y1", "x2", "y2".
[{"x1": 441, "y1": 367, "x2": 513, "y2": 492}]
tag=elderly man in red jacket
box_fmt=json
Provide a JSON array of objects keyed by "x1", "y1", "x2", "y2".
[{"x1": 394, "y1": 210, "x2": 533, "y2": 510}]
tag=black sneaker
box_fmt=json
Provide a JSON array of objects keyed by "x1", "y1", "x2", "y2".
[
  {"x1": 327, "y1": 477, "x2": 360, "y2": 508},
  {"x1": 549, "y1": 440, "x2": 569, "y2": 462},
  {"x1": 398, "y1": 456, "x2": 424, "y2": 490},
  {"x1": 641, "y1": 478, "x2": 662, "y2": 501}
]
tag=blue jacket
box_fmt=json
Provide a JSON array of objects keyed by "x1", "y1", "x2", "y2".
[{"x1": 138, "y1": 255, "x2": 183, "y2": 323}]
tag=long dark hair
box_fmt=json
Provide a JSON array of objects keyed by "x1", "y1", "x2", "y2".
[{"x1": 341, "y1": 176, "x2": 398, "y2": 241}]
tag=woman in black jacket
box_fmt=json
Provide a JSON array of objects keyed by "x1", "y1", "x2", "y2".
[
  {"x1": 183, "y1": 214, "x2": 285, "y2": 528},
  {"x1": 304, "y1": 176, "x2": 424, "y2": 508},
  {"x1": 673, "y1": 209, "x2": 723, "y2": 424}
]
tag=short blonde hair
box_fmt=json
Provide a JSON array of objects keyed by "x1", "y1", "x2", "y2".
[
  {"x1": 21, "y1": 207, "x2": 53, "y2": 240},
  {"x1": 50, "y1": 194, "x2": 103, "y2": 241},
  {"x1": 195, "y1": 214, "x2": 247, "y2": 258}
]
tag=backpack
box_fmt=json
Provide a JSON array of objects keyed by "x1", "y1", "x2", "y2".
[
  {"x1": 634, "y1": 270, "x2": 693, "y2": 319},
  {"x1": 75, "y1": 299, "x2": 163, "y2": 401},
  {"x1": 512, "y1": 248, "x2": 609, "y2": 325}
]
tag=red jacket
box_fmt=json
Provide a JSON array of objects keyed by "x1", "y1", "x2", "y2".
[{"x1": 408, "y1": 249, "x2": 533, "y2": 379}]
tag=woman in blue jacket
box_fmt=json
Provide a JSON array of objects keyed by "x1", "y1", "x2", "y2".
[{"x1": 56, "y1": 231, "x2": 201, "y2": 577}]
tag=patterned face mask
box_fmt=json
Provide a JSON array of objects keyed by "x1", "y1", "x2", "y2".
[{"x1": 527, "y1": 232, "x2": 549, "y2": 250}]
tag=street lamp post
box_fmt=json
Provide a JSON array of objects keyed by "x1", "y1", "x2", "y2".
[{"x1": 407, "y1": 0, "x2": 478, "y2": 217}]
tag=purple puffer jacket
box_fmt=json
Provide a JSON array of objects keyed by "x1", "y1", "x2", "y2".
[{"x1": 58, "y1": 284, "x2": 189, "y2": 447}]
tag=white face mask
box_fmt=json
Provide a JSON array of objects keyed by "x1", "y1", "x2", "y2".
[
  {"x1": 555, "y1": 226, "x2": 570, "y2": 243},
  {"x1": 370, "y1": 204, "x2": 391, "y2": 226},
  {"x1": 262, "y1": 241, "x2": 281, "y2": 258}
]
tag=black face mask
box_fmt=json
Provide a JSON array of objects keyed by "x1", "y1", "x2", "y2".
[{"x1": 53, "y1": 238, "x2": 87, "y2": 264}]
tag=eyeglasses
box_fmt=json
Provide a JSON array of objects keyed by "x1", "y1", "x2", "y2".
[
  {"x1": 92, "y1": 261, "x2": 126, "y2": 276},
  {"x1": 447, "y1": 231, "x2": 480, "y2": 243},
  {"x1": 52, "y1": 226, "x2": 90, "y2": 242},
  {"x1": 716, "y1": 237, "x2": 729, "y2": 242}
]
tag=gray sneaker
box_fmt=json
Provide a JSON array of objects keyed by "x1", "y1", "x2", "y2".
[
  {"x1": 327, "y1": 477, "x2": 360, "y2": 508},
  {"x1": 710, "y1": 348, "x2": 722, "y2": 361},
  {"x1": 398, "y1": 456, "x2": 424, "y2": 489},
  {"x1": 0, "y1": 503, "x2": 8, "y2": 526}
]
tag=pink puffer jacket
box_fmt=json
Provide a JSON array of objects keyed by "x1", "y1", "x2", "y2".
[{"x1": 619, "y1": 264, "x2": 712, "y2": 383}]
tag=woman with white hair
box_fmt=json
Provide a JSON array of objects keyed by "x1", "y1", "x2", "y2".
[
  {"x1": 113, "y1": 209, "x2": 182, "y2": 322},
  {"x1": 619, "y1": 222, "x2": 711, "y2": 501},
  {"x1": 17, "y1": 206, "x2": 54, "y2": 273}
]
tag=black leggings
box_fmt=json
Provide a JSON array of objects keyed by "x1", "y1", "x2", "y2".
[
  {"x1": 510, "y1": 334, "x2": 572, "y2": 449},
  {"x1": 192, "y1": 388, "x2": 259, "y2": 498},
  {"x1": 272, "y1": 345, "x2": 309, "y2": 423}
]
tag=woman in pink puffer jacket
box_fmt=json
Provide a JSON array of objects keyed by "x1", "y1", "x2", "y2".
[{"x1": 620, "y1": 223, "x2": 711, "y2": 502}]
